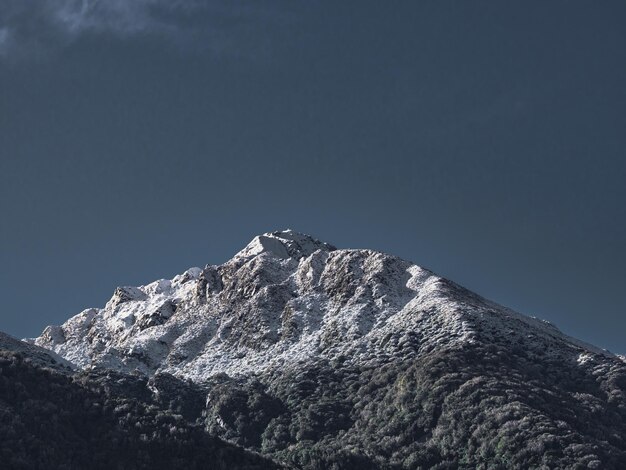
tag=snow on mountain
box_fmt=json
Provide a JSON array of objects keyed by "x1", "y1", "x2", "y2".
[{"x1": 32, "y1": 229, "x2": 614, "y2": 382}]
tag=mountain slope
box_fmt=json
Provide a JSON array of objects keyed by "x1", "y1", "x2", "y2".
[
  {"x1": 0, "y1": 342, "x2": 283, "y2": 470},
  {"x1": 32, "y1": 230, "x2": 626, "y2": 468}
]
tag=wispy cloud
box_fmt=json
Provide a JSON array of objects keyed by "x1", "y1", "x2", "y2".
[{"x1": 0, "y1": 0, "x2": 293, "y2": 60}]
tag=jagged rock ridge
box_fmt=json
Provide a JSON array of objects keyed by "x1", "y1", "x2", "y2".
[{"x1": 33, "y1": 229, "x2": 606, "y2": 379}]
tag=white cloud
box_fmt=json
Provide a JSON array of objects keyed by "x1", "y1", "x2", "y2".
[
  {"x1": 0, "y1": 0, "x2": 292, "y2": 60},
  {"x1": 0, "y1": 28, "x2": 11, "y2": 56},
  {"x1": 52, "y1": 0, "x2": 178, "y2": 36}
]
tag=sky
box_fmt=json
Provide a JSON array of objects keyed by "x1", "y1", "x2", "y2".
[{"x1": 0, "y1": 1, "x2": 625, "y2": 354}]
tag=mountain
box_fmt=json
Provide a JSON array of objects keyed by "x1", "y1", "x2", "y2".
[{"x1": 31, "y1": 230, "x2": 626, "y2": 468}]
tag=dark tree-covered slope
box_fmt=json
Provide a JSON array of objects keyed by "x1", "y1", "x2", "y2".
[
  {"x1": 201, "y1": 340, "x2": 626, "y2": 469},
  {"x1": 0, "y1": 349, "x2": 282, "y2": 470}
]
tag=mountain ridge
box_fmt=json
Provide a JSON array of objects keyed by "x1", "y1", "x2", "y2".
[{"x1": 32, "y1": 229, "x2": 615, "y2": 380}]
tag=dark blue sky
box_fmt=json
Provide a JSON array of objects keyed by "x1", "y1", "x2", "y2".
[{"x1": 1, "y1": 1, "x2": 625, "y2": 353}]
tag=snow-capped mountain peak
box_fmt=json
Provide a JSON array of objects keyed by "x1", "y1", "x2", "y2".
[
  {"x1": 32, "y1": 230, "x2": 614, "y2": 382},
  {"x1": 234, "y1": 229, "x2": 336, "y2": 260}
]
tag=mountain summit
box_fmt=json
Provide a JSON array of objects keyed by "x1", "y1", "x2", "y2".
[
  {"x1": 31, "y1": 230, "x2": 626, "y2": 468},
  {"x1": 234, "y1": 229, "x2": 337, "y2": 260}
]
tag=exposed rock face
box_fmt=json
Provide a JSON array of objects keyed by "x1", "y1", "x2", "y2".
[{"x1": 32, "y1": 229, "x2": 626, "y2": 468}]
